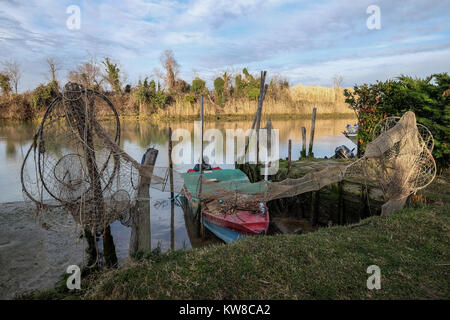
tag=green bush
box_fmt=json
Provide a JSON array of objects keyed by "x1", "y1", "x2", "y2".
[
  {"x1": 184, "y1": 94, "x2": 195, "y2": 104},
  {"x1": 102, "y1": 58, "x2": 122, "y2": 94},
  {"x1": 0, "y1": 73, "x2": 12, "y2": 96},
  {"x1": 234, "y1": 74, "x2": 244, "y2": 97},
  {"x1": 191, "y1": 77, "x2": 206, "y2": 95},
  {"x1": 247, "y1": 87, "x2": 260, "y2": 100},
  {"x1": 214, "y1": 77, "x2": 225, "y2": 105},
  {"x1": 153, "y1": 91, "x2": 168, "y2": 109},
  {"x1": 29, "y1": 81, "x2": 59, "y2": 109},
  {"x1": 136, "y1": 77, "x2": 168, "y2": 110},
  {"x1": 344, "y1": 73, "x2": 450, "y2": 172}
]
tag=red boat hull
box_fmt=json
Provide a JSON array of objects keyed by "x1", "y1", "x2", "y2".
[{"x1": 183, "y1": 186, "x2": 269, "y2": 237}]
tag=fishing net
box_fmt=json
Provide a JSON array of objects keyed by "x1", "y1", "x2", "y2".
[
  {"x1": 363, "y1": 112, "x2": 436, "y2": 214},
  {"x1": 21, "y1": 82, "x2": 171, "y2": 234}
]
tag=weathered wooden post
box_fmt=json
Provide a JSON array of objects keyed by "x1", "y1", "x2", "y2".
[
  {"x1": 168, "y1": 127, "x2": 175, "y2": 250},
  {"x1": 245, "y1": 71, "x2": 268, "y2": 159},
  {"x1": 288, "y1": 139, "x2": 292, "y2": 173},
  {"x1": 197, "y1": 95, "x2": 207, "y2": 239},
  {"x1": 301, "y1": 126, "x2": 307, "y2": 158},
  {"x1": 308, "y1": 108, "x2": 317, "y2": 157},
  {"x1": 129, "y1": 147, "x2": 158, "y2": 256}
]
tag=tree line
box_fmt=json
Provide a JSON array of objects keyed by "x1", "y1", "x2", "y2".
[{"x1": 0, "y1": 50, "x2": 290, "y2": 114}]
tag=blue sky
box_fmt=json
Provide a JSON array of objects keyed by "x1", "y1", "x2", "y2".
[{"x1": 0, "y1": 0, "x2": 449, "y2": 92}]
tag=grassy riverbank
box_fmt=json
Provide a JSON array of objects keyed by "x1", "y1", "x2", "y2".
[{"x1": 23, "y1": 200, "x2": 449, "y2": 300}]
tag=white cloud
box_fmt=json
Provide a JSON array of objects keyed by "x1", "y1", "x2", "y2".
[
  {"x1": 0, "y1": 0, "x2": 449, "y2": 91},
  {"x1": 283, "y1": 48, "x2": 450, "y2": 87}
]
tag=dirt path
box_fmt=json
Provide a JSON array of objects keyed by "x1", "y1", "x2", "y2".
[{"x1": 0, "y1": 202, "x2": 85, "y2": 299}]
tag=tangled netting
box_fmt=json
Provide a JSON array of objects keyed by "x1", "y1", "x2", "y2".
[
  {"x1": 192, "y1": 111, "x2": 436, "y2": 215},
  {"x1": 363, "y1": 112, "x2": 436, "y2": 213},
  {"x1": 21, "y1": 82, "x2": 170, "y2": 234},
  {"x1": 22, "y1": 84, "x2": 436, "y2": 236}
]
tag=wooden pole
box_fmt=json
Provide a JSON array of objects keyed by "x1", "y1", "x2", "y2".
[
  {"x1": 244, "y1": 71, "x2": 268, "y2": 157},
  {"x1": 168, "y1": 127, "x2": 174, "y2": 199},
  {"x1": 129, "y1": 147, "x2": 158, "y2": 256},
  {"x1": 308, "y1": 108, "x2": 317, "y2": 157},
  {"x1": 288, "y1": 139, "x2": 292, "y2": 172},
  {"x1": 301, "y1": 126, "x2": 307, "y2": 158},
  {"x1": 197, "y1": 96, "x2": 206, "y2": 238},
  {"x1": 255, "y1": 71, "x2": 268, "y2": 163},
  {"x1": 168, "y1": 127, "x2": 174, "y2": 250},
  {"x1": 197, "y1": 95, "x2": 204, "y2": 196}
]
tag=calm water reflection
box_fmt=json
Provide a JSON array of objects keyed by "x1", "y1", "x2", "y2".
[{"x1": 0, "y1": 117, "x2": 356, "y2": 257}]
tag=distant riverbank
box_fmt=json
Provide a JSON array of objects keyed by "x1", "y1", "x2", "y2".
[{"x1": 0, "y1": 84, "x2": 353, "y2": 121}]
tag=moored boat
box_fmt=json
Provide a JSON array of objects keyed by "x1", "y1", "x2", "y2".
[
  {"x1": 181, "y1": 168, "x2": 269, "y2": 243},
  {"x1": 343, "y1": 123, "x2": 358, "y2": 144}
]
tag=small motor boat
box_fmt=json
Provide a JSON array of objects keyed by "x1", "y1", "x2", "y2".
[
  {"x1": 332, "y1": 145, "x2": 355, "y2": 158},
  {"x1": 343, "y1": 124, "x2": 358, "y2": 144}
]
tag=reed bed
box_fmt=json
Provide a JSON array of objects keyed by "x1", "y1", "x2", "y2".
[{"x1": 158, "y1": 85, "x2": 353, "y2": 119}]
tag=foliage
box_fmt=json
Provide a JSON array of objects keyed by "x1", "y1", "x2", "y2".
[
  {"x1": 174, "y1": 79, "x2": 190, "y2": 93},
  {"x1": 233, "y1": 68, "x2": 260, "y2": 100},
  {"x1": 102, "y1": 58, "x2": 122, "y2": 94},
  {"x1": 190, "y1": 77, "x2": 207, "y2": 95},
  {"x1": 184, "y1": 94, "x2": 195, "y2": 104},
  {"x1": 0, "y1": 72, "x2": 12, "y2": 96},
  {"x1": 344, "y1": 73, "x2": 450, "y2": 171},
  {"x1": 153, "y1": 91, "x2": 169, "y2": 109},
  {"x1": 135, "y1": 77, "x2": 168, "y2": 110},
  {"x1": 29, "y1": 81, "x2": 59, "y2": 109},
  {"x1": 247, "y1": 87, "x2": 260, "y2": 100},
  {"x1": 234, "y1": 74, "x2": 244, "y2": 97},
  {"x1": 214, "y1": 77, "x2": 225, "y2": 105}
]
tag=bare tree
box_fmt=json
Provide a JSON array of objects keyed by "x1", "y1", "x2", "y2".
[
  {"x1": 46, "y1": 57, "x2": 60, "y2": 83},
  {"x1": 68, "y1": 58, "x2": 103, "y2": 90},
  {"x1": 333, "y1": 75, "x2": 344, "y2": 89},
  {"x1": 152, "y1": 67, "x2": 164, "y2": 82},
  {"x1": 1, "y1": 59, "x2": 21, "y2": 93},
  {"x1": 160, "y1": 50, "x2": 179, "y2": 91}
]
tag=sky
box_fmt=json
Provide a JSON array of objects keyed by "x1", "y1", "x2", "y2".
[{"x1": 0, "y1": 0, "x2": 449, "y2": 92}]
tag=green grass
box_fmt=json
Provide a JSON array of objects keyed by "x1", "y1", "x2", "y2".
[{"x1": 24, "y1": 202, "x2": 449, "y2": 300}]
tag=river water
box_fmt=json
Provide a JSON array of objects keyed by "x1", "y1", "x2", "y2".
[{"x1": 0, "y1": 117, "x2": 356, "y2": 254}]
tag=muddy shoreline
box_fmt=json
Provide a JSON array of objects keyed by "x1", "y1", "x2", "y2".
[{"x1": 0, "y1": 201, "x2": 85, "y2": 299}]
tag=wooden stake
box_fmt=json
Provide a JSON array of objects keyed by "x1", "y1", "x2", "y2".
[
  {"x1": 168, "y1": 127, "x2": 174, "y2": 250},
  {"x1": 245, "y1": 71, "x2": 268, "y2": 158},
  {"x1": 288, "y1": 139, "x2": 292, "y2": 172},
  {"x1": 308, "y1": 108, "x2": 317, "y2": 157},
  {"x1": 197, "y1": 96, "x2": 206, "y2": 239},
  {"x1": 129, "y1": 147, "x2": 158, "y2": 256},
  {"x1": 301, "y1": 126, "x2": 307, "y2": 158}
]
